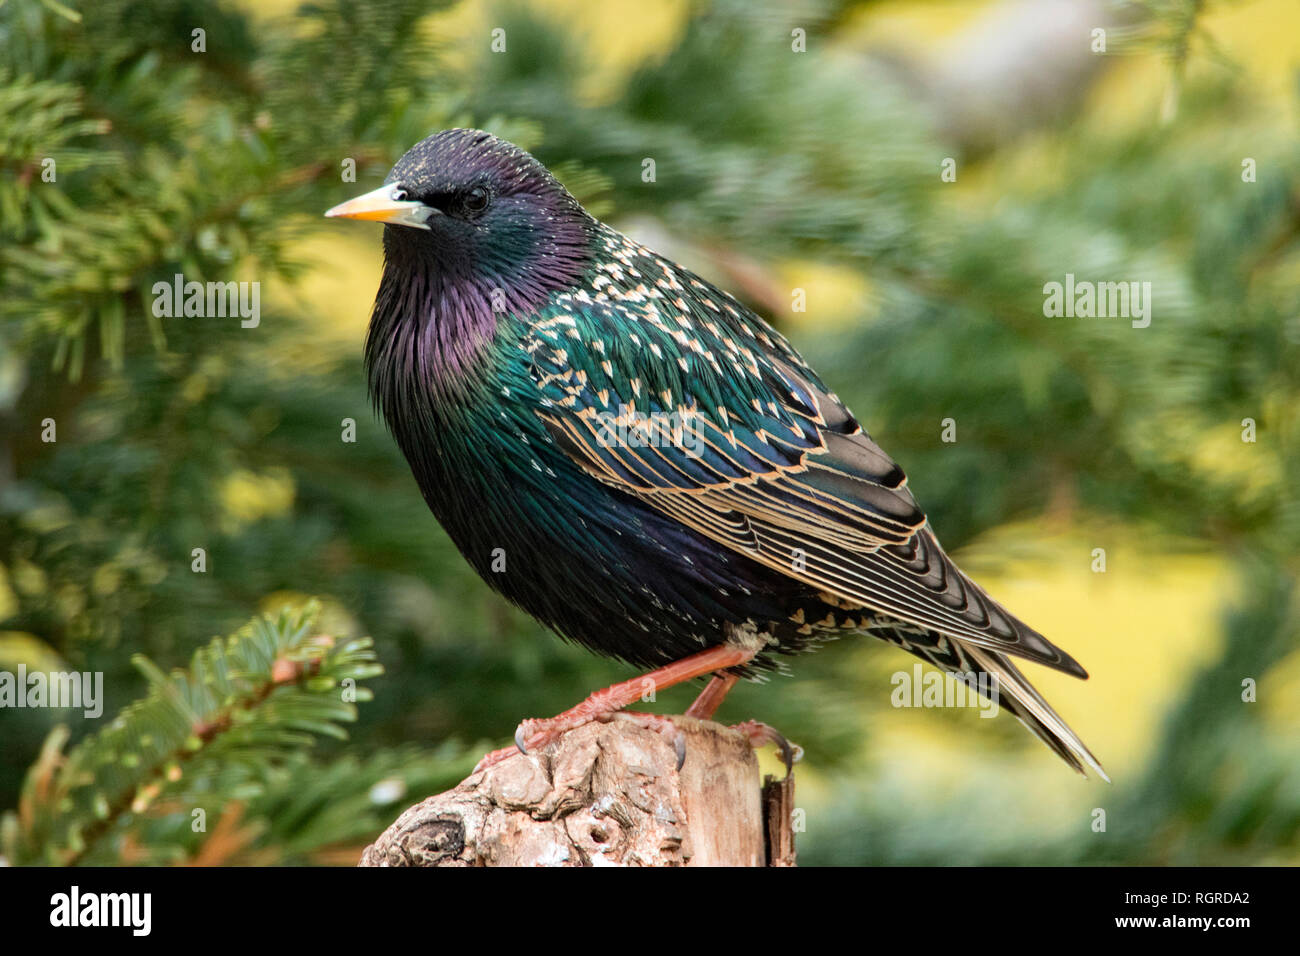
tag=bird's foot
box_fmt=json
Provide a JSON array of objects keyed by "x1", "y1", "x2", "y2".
[
  {"x1": 474, "y1": 742, "x2": 525, "y2": 773},
  {"x1": 473, "y1": 710, "x2": 687, "y2": 773},
  {"x1": 474, "y1": 712, "x2": 800, "y2": 778},
  {"x1": 471, "y1": 643, "x2": 757, "y2": 774},
  {"x1": 729, "y1": 719, "x2": 803, "y2": 777}
]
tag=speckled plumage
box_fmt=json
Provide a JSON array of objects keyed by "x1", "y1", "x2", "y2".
[{"x1": 346, "y1": 129, "x2": 1104, "y2": 777}]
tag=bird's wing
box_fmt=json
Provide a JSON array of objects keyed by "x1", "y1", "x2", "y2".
[{"x1": 522, "y1": 279, "x2": 1086, "y2": 678}]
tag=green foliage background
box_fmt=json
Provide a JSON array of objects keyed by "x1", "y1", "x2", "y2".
[{"x1": 1, "y1": 0, "x2": 1297, "y2": 864}]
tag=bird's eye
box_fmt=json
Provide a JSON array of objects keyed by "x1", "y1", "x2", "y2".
[{"x1": 462, "y1": 186, "x2": 490, "y2": 214}]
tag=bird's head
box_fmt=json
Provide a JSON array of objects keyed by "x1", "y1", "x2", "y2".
[{"x1": 326, "y1": 129, "x2": 594, "y2": 310}]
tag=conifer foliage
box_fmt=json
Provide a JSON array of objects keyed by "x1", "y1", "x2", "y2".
[{"x1": 1, "y1": 0, "x2": 1297, "y2": 865}]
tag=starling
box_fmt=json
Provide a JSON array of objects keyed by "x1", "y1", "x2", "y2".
[{"x1": 326, "y1": 129, "x2": 1106, "y2": 779}]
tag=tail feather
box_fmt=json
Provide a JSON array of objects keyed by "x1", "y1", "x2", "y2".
[
  {"x1": 872, "y1": 624, "x2": 1108, "y2": 780},
  {"x1": 962, "y1": 643, "x2": 1109, "y2": 781}
]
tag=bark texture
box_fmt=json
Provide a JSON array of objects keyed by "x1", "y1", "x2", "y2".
[{"x1": 359, "y1": 713, "x2": 795, "y2": 867}]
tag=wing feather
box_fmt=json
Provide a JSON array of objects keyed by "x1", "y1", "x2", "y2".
[{"x1": 525, "y1": 278, "x2": 1086, "y2": 678}]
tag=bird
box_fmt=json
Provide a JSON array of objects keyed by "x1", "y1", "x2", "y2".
[{"x1": 325, "y1": 128, "x2": 1106, "y2": 780}]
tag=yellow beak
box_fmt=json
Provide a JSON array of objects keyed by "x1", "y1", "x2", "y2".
[{"x1": 324, "y1": 183, "x2": 434, "y2": 230}]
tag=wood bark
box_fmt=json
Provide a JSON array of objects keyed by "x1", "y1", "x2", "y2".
[{"x1": 359, "y1": 713, "x2": 795, "y2": 867}]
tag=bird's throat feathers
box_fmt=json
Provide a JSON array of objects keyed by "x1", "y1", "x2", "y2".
[
  {"x1": 364, "y1": 216, "x2": 593, "y2": 418},
  {"x1": 366, "y1": 251, "x2": 498, "y2": 404}
]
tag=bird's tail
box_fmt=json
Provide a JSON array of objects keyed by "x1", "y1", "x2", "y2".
[
  {"x1": 962, "y1": 643, "x2": 1109, "y2": 780},
  {"x1": 875, "y1": 625, "x2": 1108, "y2": 780}
]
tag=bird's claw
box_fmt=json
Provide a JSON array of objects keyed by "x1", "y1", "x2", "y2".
[
  {"x1": 606, "y1": 711, "x2": 689, "y2": 771},
  {"x1": 469, "y1": 722, "x2": 541, "y2": 773},
  {"x1": 673, "y1": 729, "x2": 687, "y2": 771},
  {"x1": 731, "y1": 720, "x2": 802, "y2": 778},
  {"x1": 774, "y1": 733, "x2": 804, "y2": 776}
]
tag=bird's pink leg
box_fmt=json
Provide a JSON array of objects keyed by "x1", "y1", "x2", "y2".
[
  {"x1": 474, "y1": 644, "x2": 756, "y2": 772},
  {"x1": 685, "y1": 673, "x2": 740, "y2": 719},
  {"x1": 685, "y1": 675, "x2": 802, "y2": 774}
]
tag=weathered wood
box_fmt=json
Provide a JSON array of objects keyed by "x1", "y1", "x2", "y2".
[
  {"x1": 762, "y1": 773, "x2": 797, "y2": 866},
  {"x1": 359, "y1": 713, "x2": 795, "y2": 867}
]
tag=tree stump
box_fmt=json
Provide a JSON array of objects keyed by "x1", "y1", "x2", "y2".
[{"x1": 359, "y1": 713, "x2": 795, "y2": 867}]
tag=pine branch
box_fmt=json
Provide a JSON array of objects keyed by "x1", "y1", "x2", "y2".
[{"x1": 0, "y1": 601, "x2": 382, "y2": 865}]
